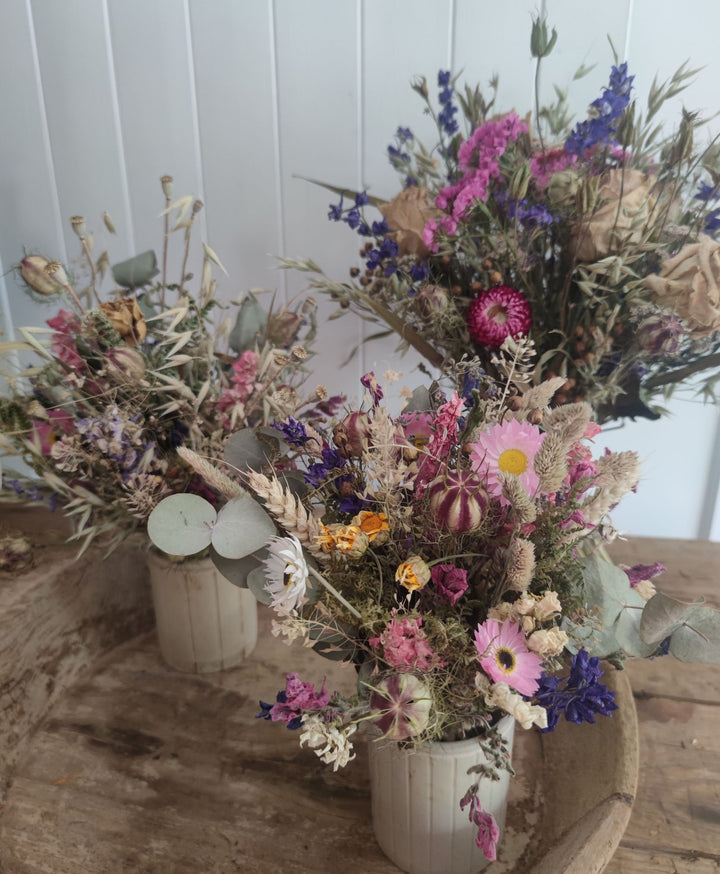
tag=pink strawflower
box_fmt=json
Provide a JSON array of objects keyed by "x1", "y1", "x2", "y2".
[
  {"x1": 369, "y1": 613, "x2": 437, "y2": 670},
  {"x1": 460, "y1": 789, "x2": 500, "y2": 861},
  {"x1": 32, "y1": 409, "x2": 74, "y2": 455},
  {"x1": 470, "y1": 418, "x2": 545, "y2": 501},
  {"x1": 431, "y1": 563, "x2": 468, "y2": 605},
  {"x1": 474, "y1": 619, "x2": 543, "y2": 697},
  {"x1": 467, "y1": 285, "x2": 532, "y2": 348}
]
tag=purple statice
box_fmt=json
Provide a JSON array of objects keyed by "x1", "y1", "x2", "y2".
[
  {"x1": 535, "y1": 649, "x2": 618, "y2": 732},
  {"x1": 501, "y1": 195, "x2": 556, "y2": 228},
  {"x1": 256, "y1": 673, "x2": 331, "y2": 730},
  {"x1": 387, "y1": 126, "x2": 415, "y2": 179},
  {"x1": 624, "y1": 561, "x2": 666, "y2": 587},
  {"x1": 304, "y1": 448, "x2": 347, "y2": 488},
  {"x1": 75, "y1": 404, "x2": 156, "y2": 482},
  {"x1": 272, "y1": 416, "x2": 309, "y2": 447},
  {"x1": 437, "y1": 70, "x2": 459, "y2": 136},
  {"x1": 565, "y1": 62, "x2": 634, "y2": 156}
]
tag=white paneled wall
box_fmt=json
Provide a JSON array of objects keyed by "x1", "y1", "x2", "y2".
[{"x1": 1, "y1": 0, "x2": 719, "y2": 539}]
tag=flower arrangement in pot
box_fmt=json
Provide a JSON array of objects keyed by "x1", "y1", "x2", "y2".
[
  {"x1": 147, "y1": 340, "x2": 720, "y2": 870},
  {"x1": 0, "y1": 176, "x2": 331, "y2": 672},
  {"x1": 286, "y1": 19, "x2": 720, "y2": 423}
]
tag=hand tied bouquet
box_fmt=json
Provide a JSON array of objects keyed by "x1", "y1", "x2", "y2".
[
  {"x1": 0, "y1": 176, "x2": 328, "y2": 553},
  {"x1": 289, "y1": 19, "x2": 720, "y2": 422},
  {"x1": 147, "y1": 341, "x2": 720, "y2": 862}
]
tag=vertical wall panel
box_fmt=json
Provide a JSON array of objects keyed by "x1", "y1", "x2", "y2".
[
  {"x1": 31, "y1": 0, "x2": 133, "y2": 271},
  {"x1": 189, "y1": 0, "x2": 280, "y2": 296},
  {"x1": 274, "y1": 0, "x2": 364, "y2": 403},
  {"x1": 0, "y1": 0, "x2": 67, "y2": 334},
  {"x1": 541, "y1": 1, "x2": 631, "y2": 126},
  {"x1": 108, "y1": 0, "x2": 204, "y2": 282}
]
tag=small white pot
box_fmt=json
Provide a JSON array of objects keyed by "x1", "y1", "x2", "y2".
[
  {"x1": 368, "y1": 717, "x2": 515, "y2": 874},
  {"x1": 147, "y1": 552, "x2": 257, "y2": 673}
]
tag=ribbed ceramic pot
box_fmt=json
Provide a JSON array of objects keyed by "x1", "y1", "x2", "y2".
[
  {"x1": 368, "y1": 716, "x2": 515, "y2": 874},
  {"x1": 147, "y1": 552, "x2": 257, "y2": 673}
]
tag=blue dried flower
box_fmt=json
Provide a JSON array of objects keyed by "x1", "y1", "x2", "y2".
[
  {"x1": 535, "y1": 649, "x2": 618, "y2": 732},
  {"x1": 272, "y1": 416, "x2": 309, "y2": 447}
]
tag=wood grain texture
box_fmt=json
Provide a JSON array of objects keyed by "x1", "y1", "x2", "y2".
[
  {"x1": 0, "y1": 506, "x2": 153, "y2": 803},
  {"x1": 0, "y1": 594, "x2": 638, "y2": 874}
]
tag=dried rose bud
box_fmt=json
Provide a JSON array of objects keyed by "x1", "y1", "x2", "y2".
[
  {"x1": 370, "y1": 673, "x2": 432, "y2": 740},
  {"x1": 427, "y1": 469, "x2": 489, "y2": 533},
  {"x1": 98, "y1": 298, "x2": 147, "y2": 346},
  {"x1": 413, "y1": 285, "x2": 449, "y2": 319},
  {"x1": 395, "y1": 555, "x2": 431, "y2": 592},
  {"x1": 333, "y1": 411, "x2": 371, "y2": 458},
  {"x1": 19, "y1": 255, "x2": 63, "y2": 296}
]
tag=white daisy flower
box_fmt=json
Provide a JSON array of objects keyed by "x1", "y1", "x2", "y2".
[{"x1": 263, "y1": 535, "x2": 309, "y2": 613}]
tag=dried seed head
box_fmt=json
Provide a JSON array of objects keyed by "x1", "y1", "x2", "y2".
[
  {"x1": 272, "y1": 352, "x2": 291, "y2": 367},
  {"x1": 500, "y1": 473, "x2": 537, "y2": 523},
  {"x1": 70, "y1": 216, "x2": 86, "y2": 239},
  {"x1": 526, "y1": 408, "x2": 543, "y2": 426},
  {"x1": 290, "y1": 345, "x2": 307, "y2": 361},
  {"x1": 192, "y1": 199, "x2": 204, "y2": 216},
  {"x1": 505, "y1": 538, "x2": 536, "y2": 592},
  {"x1": 534, "y1": 431, "x2": 568, "y2": 494},
  {"x1": 103, "y1": 211, "x2": 117, "y2": 234},
  {"x1": 161, "y1": 175, "x2": 174, "y2": 198},
  {"x1": 19, "y1": 255, "x2": 63, "y2": 295},
  {"x1": 44, "y1": 260, "x2": 69, "y2": 286},
  {"x1": 315, "y1": 385, "x2": 328, "y2": 401}
]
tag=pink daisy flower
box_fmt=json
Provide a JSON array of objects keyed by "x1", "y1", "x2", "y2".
[
  {"x1": 466, "y1": 285, "x2": 532, "y2": 347},
  {"x1": 470, "y1": 418, "x2": 544, "y2": 501},
  {"x1": 474, "y1": 619, "x2": 543, "y2": 697}
]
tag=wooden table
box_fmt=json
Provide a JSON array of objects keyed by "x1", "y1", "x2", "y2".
[
  {"x1": 605, "y1": 537, "x2": 720, "y2": 873},
  {"x1": 0, "y1": 532, "x2": 717, "y2": 873}
]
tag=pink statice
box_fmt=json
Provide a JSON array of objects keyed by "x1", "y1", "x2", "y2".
[
  {"x1": 414, "y1": 391, "x2": 464, "y2": 491},
  {"x1": 474, "y1": 619, "x2": 543, "y2": 697},
  {"x1": 431, "y1": 563, "x2": 468, "y2": 605},
  {"x1": 265, "y1": 672, "x2": 330, "y2": 725},
  {"x1": 624, "y1": 561, "x2": 666, "y2": 588},
  {"x1": 460, "y1": 788, "x2": 500, "y2": 861},
  {"x1": 216, "y1": 350, "x2": 260, "y2": 424},
  {"x1": 466, "y1": 285, "x2": 532, "y2": 347},
  {"x1": 470, "y1": 418, "x2": 545, "y2": 502},
  {"x1": 369, "y1": 613, "x2": 438, "y2": 671},
  {"x1": 529, "y1": 146, "x2": 577, "y2": 190},
  {"x1": 47, "y1": 310, "x2": 84, "y2": 371},
  {"x1": 438, "y1": 113, "x2": 528, "y2": 222}
]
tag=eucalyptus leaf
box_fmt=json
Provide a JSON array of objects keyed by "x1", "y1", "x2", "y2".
[
  {"x1": 147, "y1": 493, "x2": 216, "y2": 556},
  {"x1": 224, "y1": 427, "x2": 284, "y2": 473},
  {"x1": 670, "y1": 605, "x2": 720, "y2": 663},
  {"x1": 246, "y1": 566, "x2": 273, "y2": 605},
  {"x1": 401, "y1": 385, "x2": 433, "y2": 414},
  {"x1": 307, "y1": 618, "x2": 357, "y2": 661},
  {"x1": 640, "y1": 591, "x2": 696, "y2": 645},
  {"x1": 228, "y1": 293, "x2": 267, "y2": 353},
  {"x1": 562, "y1": 616, "x2": 619, "y2": 659},
  {"x1": 112, "y1": 250, "x2": 159, "y2": 289},
  {"x1": 613, "y1": 593, "x2": 657, "y2": 658},
  {"x1": 210, "y1": 545, "x2": 264, "y2": 588},
  {"x1": 580, "y1": 553, "x2": 629, "y2": 625},
  {"x1": 211, "y1": 494, "x2": 276, "y2": 559}
]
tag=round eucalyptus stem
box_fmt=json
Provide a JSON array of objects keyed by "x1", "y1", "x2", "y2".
[{"x1": 307, "y1": 565, "x2": 362, "y2": 620}]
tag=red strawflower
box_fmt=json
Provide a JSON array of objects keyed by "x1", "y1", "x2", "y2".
[{"x1": 466, "y1": 285, "x2": 532, "y2": 347}]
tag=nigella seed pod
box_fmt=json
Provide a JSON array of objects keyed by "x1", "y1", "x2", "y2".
[
  {"x1": 19, "y1": 255, "x2": 63, "y2": 296},
  {"x1": 370, "y1": 673, "x2": 432, "y2": 740},
  {"x1": 427, "y1": 469, "x2": 489, "y2": 533}
]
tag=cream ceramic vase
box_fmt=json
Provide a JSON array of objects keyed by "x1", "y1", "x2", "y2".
[
  {"x1": 368, "y1": 716, "x2": 515, "y2": 874},
  {"x1": 147, "y1": 552, "x2": 257, "y2": 673}
]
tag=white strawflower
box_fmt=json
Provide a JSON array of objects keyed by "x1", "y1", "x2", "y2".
[
  {"x1": 485, "y1": 682, "x2": 548, "y2": 730},
  {"x1": 263, "y1": 534, "x2": 309, "y2": 613},
  {"x1": 299, "y1": 715, "x2": 357, "y2": 771}
]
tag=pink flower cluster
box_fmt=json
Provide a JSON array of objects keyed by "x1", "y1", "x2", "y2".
[
  {"x1": 414, "y1": 391, "x2": 465, "y2": 491},
  {"x1": 369, "y1": 613, "x2": 438, "y2": 671},
  {"x1": 216, "y1": 350, "x2": 260, "y2": 423},
  {"x1": 529, "y1": 146, "x2": 577, "y2": 190},
  {"x1": 47, "y1": 310, "x2": 84, "y2": 371},
  {"x1": 423, "y1": 113, "x2": 528, "y2": 253},
  {"x1": 267, "y1": 672, "x2": 330, "y2": 724},
  {"x1": 460, "y1": 788, "x2": 500, "y2": 861}
]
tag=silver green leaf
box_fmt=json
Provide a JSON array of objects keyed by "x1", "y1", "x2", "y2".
[
  {"x1": 670, "y1": 605, "x2": 720, "y2": 663},
  {"x1": 224, "y1": 427, "x2": 284, "y2": 473},
  {"x1": 228, "y1": 293, "x2": 267, "y2": 353},
  {"x1": 640, "y1": 591, "x2": 697, "y2": 645},
  {"x1": 210, "y1": 546, "x2": 264, "y2": 588},
  {"x1": 246, "y1": 566, "x2": 273, "y2": 605},
  {"x1": 147, "y1": 493, "x2": 216, "y2": 556},
  {"x1": 211, "y1": 494, "x2": 276, "y2": 559},
  {"x1": 112, "y1": 250, "x2": 159, "y2": 289}
]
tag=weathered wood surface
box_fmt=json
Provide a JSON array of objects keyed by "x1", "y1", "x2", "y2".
[
  {"x1": 606, "y1": 537, "x2": 720, "y2": 874},
  {"x1": 0, "y1": 597, "x2": 637, "y2": 873},
  {"x1": 0, "y1": 534, "x2": 716, "y2": 873},
  {"x1": 0, "y1": 507, "x2": 154, "y2": 803}
]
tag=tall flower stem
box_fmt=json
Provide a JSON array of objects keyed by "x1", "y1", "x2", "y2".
[{"x1": 307, "y1": 565, "x2": 362, "y2": 620}]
